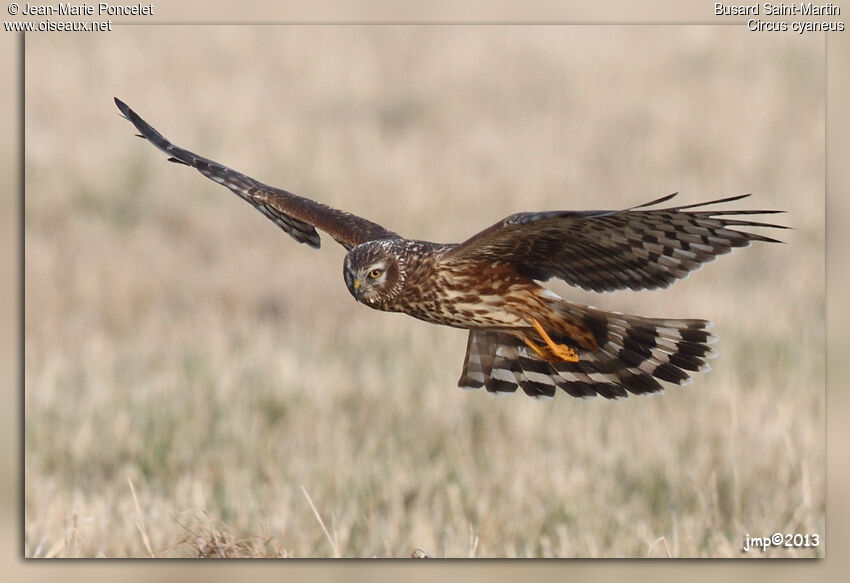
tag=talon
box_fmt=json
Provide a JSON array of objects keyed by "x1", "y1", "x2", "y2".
[
  {"x1": 522, "y1": 319, "x2": 580, "y2": 363},
  {"x1": 551, "y1": 343, "x2": 579, "y2": 362},
  {"x1": 520, "y1": 336, "x2": 554, "y2": 361}
]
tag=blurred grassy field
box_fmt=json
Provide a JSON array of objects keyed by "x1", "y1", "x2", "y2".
[{"x1": 24, "y1": 26, "x2": 824, "y2": 557}]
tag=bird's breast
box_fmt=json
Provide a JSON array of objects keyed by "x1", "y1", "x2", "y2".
[{"x1": 394, "y1": 261, "x2": 538, "y2": 329}]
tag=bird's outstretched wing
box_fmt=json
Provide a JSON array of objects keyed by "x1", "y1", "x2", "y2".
[
  {"x1": 115, "y1": 98, "x2": 399, "y2": 250},
  {"x1": 441, "y1": 193, "x2": 787, "y2": 293}
]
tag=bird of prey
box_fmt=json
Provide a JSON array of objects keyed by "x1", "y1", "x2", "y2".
[{"x1": 115, "y1": 97, "x2": 785, "y2": 401}]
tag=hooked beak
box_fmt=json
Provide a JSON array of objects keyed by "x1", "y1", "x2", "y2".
[{"x1": 346, "y1": 276, "x2": 362, "y2": 301}]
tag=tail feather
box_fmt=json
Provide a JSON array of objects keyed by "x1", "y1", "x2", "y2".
[{"x1": 457, "y1": 304, "x2": 716, "y2": 400}]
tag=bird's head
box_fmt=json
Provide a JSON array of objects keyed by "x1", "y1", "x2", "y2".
[{"x1": 343, "y1": 240, "x2": 405, "y2": 308}]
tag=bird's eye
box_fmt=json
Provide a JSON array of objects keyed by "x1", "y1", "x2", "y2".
[{"x1": 369, "y1": 268, "x2": 383, "y2": 279}]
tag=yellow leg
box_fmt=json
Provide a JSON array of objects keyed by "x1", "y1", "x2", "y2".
[
  {"x1": 528, "y1": 318, "x2": 580, "y2": 363},
  {"x1": 520, "y1": 335, "x2": 556, "y2": 361}
]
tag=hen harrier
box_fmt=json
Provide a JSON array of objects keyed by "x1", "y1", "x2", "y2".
[{"x1": 115, "y1": 98, "x2": 785, "y2": 401}]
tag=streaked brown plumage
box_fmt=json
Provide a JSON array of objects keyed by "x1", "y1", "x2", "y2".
[{"x1": 115, "y1": 98, "x2": 786, "y2": 401}]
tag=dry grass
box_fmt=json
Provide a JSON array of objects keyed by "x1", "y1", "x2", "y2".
[{"x1": 24, "y1": 26, "x2": 824, "y2": 557}]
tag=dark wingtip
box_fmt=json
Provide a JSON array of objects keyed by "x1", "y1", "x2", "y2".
[
  {"x1": 115, "y1": 97, "x2": 142, "y2": 129},
  {"x1": 114, "y1": 97, "x2": 130, "y2": 118},
  {"x1": 114, "y1": 97, "x2": 180, "y2": 161},
  {"x1": 674, "y1": 193, "x2": 753, "y2": 210},
  {"x1": 631, "y1": 192, "x2": 678, "y2": 210},
  {"x1": 114, "y1": 97, "x2": 147, "y2": 132}
]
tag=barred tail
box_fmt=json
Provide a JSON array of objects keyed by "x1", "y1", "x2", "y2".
[{"x1": 457, "y1": 305, "x2": 716, "y2": 400}]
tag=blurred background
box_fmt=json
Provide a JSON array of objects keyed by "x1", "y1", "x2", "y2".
[{"x1": 24, "y1": 26, "x2": 823, "y2": 557}]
